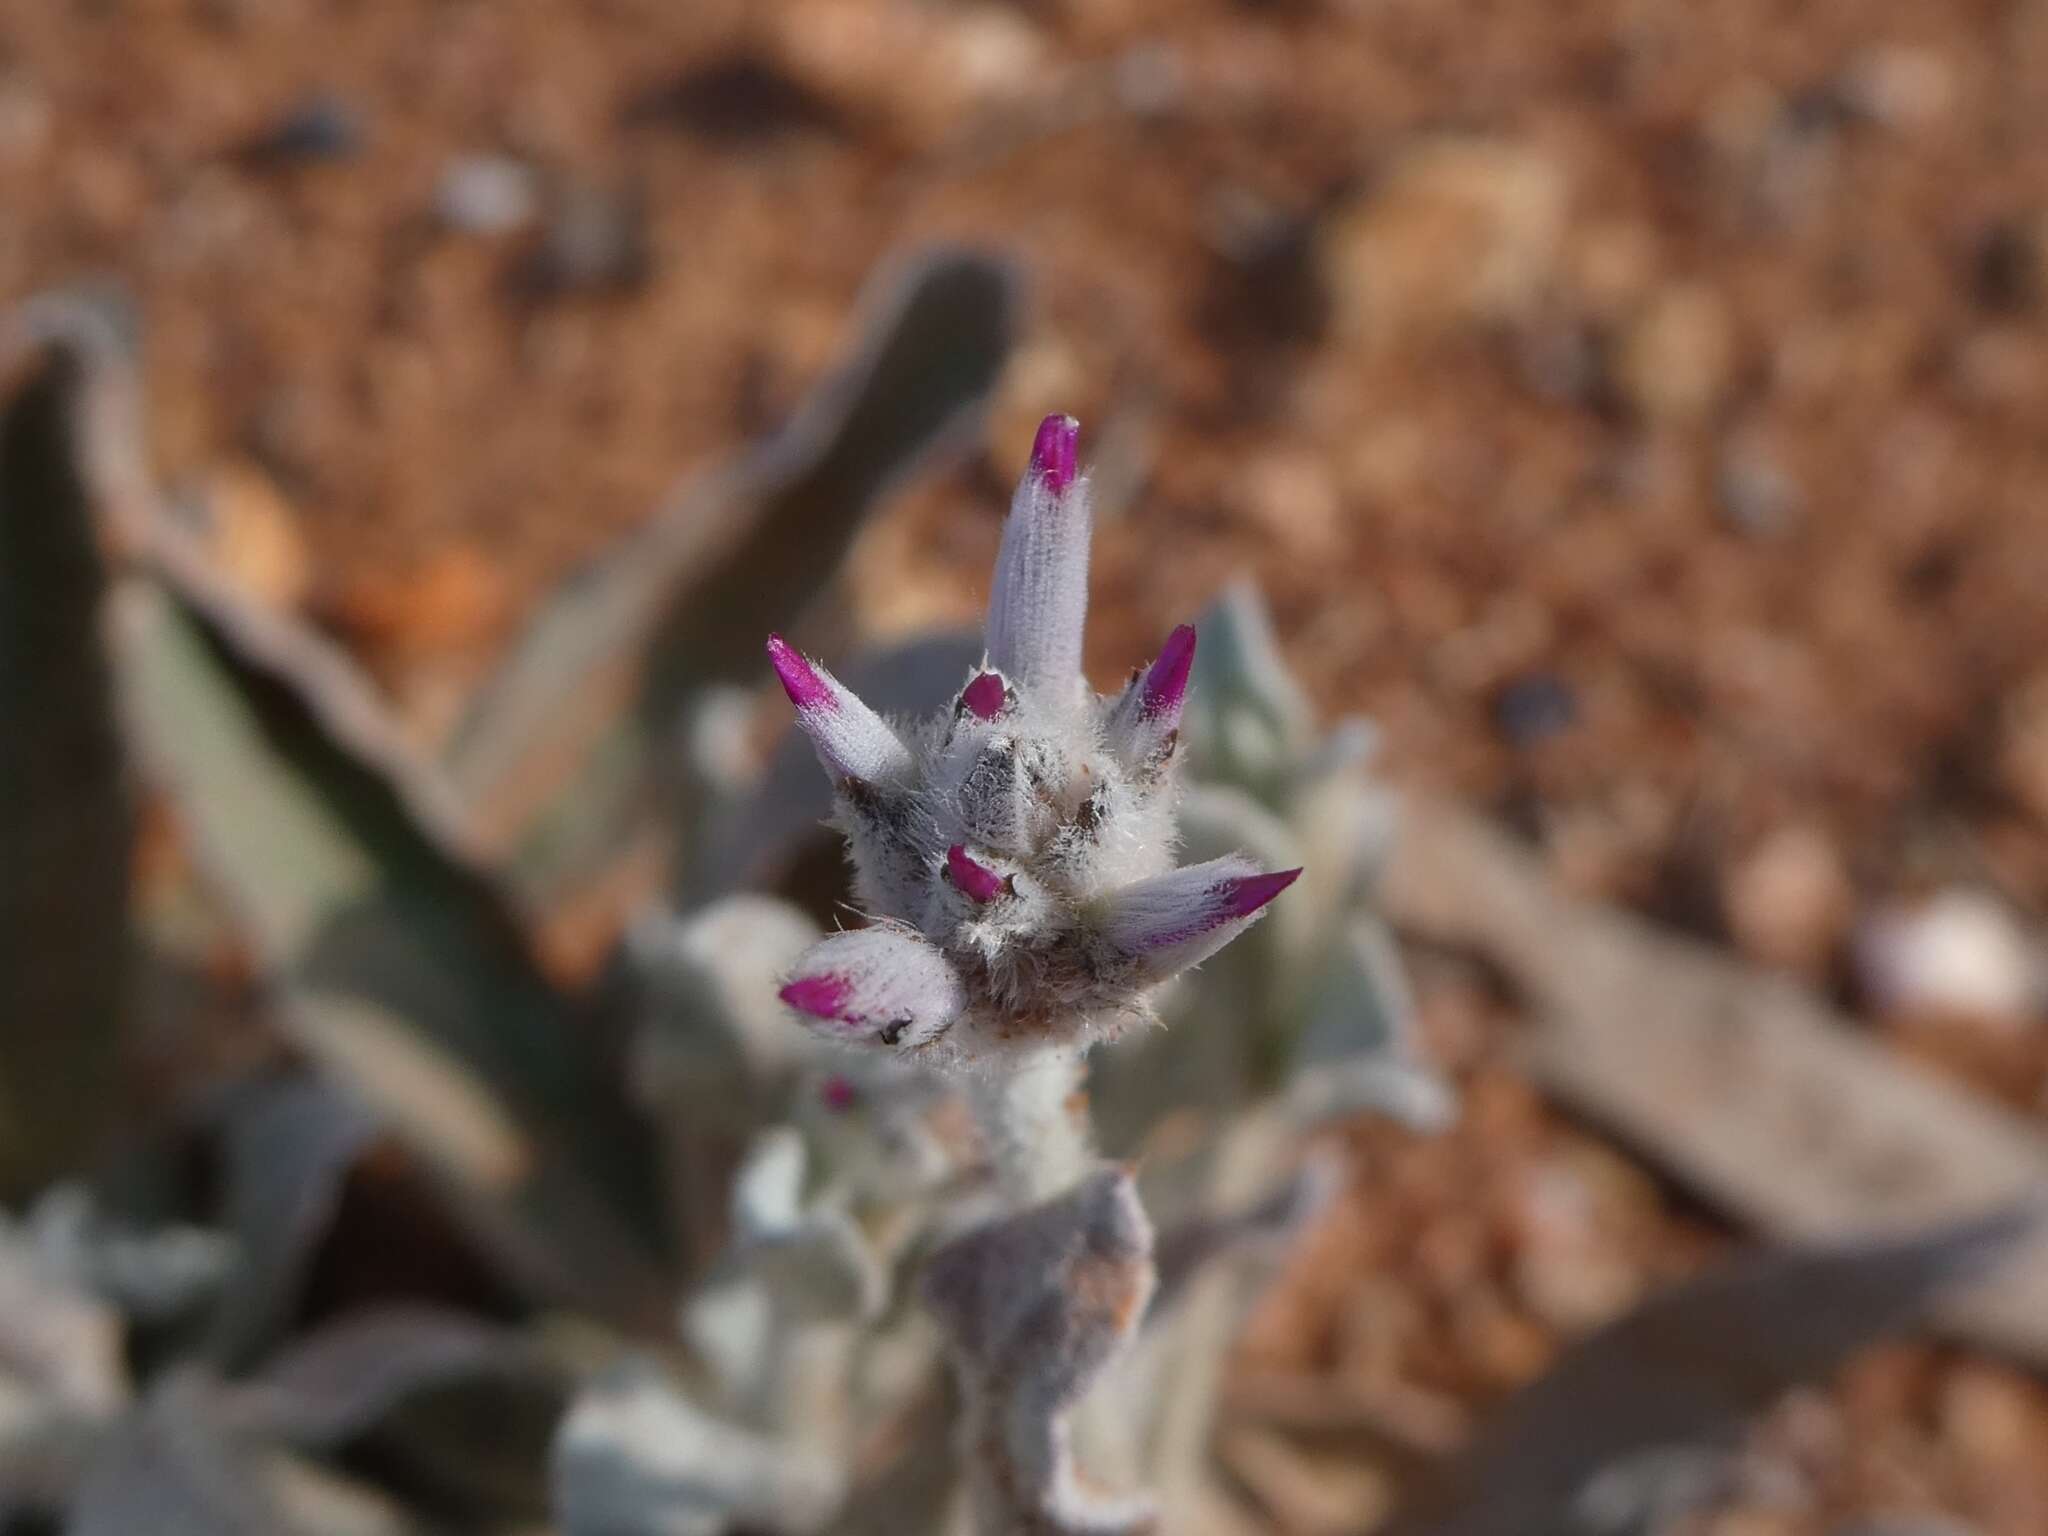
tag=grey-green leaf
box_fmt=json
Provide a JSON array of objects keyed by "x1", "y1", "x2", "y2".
[
  {"x1": 117, "y1": 540, "x2": 669, "y2": 1330},
  {"x1": 447, "y1": 251, "x2": 1016, "y2": 901},
  {"x1": 551, "y1": 1358, "x2": 844, "y2": 1536},
  {"x1": 0, "y1": 317, "x2": 133, "y2": 1201}
]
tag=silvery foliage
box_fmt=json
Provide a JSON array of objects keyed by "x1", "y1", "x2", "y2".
[
  {"x1": 614, "y1": 417, "x2": 1448, "y2": 1535},
  {"x1": 767, "y1": 415, "x2": 1300, "y2": 1067}
]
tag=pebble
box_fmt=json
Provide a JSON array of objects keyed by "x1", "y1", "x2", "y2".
[
  {"x1": 1839, "y1": 45, "x2": 1956, "y2": 132},
  {"x1": 1318, "y1": 136, "x2": 1568, "y2": 348},
  {"x1": 1854, "y1": 889, "x2": 2043, "y2": 1028},
  {"x1": 189, "y1": 461, "x2": 312, "y2": 611},
  {"x1": 518, "y1": 180, "x2": 650, "y2": 297},
  {"x1": 435, "y1": 155, "x2": 539, "y2": 236},
  {"x1": 1996, "y1": 672, "x2": 2048, "y2": 827},
  {"x1": 238, "y1": 94, "x2": 365, "y2": 165},
  {"x1": 1494, "y1": 674, "x2": 1577, "y2": 746},
  {"x1": 1723, "y1": 824, "x2": 1852, "y2": 975},
  {"x1": 1613, "y1": 282, "x2": 1736, "y2": 423},
  {"x1": 1718, "y1": 428, "x2": 1803, "y2": 539},
  {"x1": 0, "y1": 72, "x2": 51, "y2": 165}
]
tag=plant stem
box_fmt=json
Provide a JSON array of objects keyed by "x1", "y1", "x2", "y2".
[{"x1": 966, "y1": 1046, "x2": 1092, "y2": 1205}]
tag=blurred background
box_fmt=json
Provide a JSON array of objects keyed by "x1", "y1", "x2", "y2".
[{"x1": 4, "y1": 1, "x2": 2048, "y2": 1534}]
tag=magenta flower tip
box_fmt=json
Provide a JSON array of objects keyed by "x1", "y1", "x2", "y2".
[
  {"x1": 1142, "y1": 624, "x2": 1198, "y2": 719},
  {"x1": 1219, "y1": 867, "x2": 1302, "y2": 921},
  {"x1": 819, "y1": 1074, "x2": 860, "y2": 1112},
  {"x1": 780, "y1": 973, "x2": 852, "y2": 1020},
  {"x1": 947, "y1": 843, "x2": 1007, "y2": 904},
  {"x1": 1030, "y1": 412, "x2": 1080, "y2": 496},
  {"x1": 766, "y1": 634, "x2": 835, "y2": 712},
  {"x1": 961, "y1": 671, "x2": 1007, "y2": 721}
]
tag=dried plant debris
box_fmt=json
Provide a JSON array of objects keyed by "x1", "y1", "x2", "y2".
[
  {"x1": 551, "y1": 1357, "x2": 844, "y2": 1536},
  {"x1": 922, "y1": 1167, "x2": 1160, "y2": 1536},
  {"x1": 1379, "y1": 1206, "x2": 2039, "y2": 1536}
]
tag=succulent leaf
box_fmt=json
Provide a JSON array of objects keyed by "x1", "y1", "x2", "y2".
[{"x1": 922, "y1": 1167, "x2": 1158, "y2": 1536}]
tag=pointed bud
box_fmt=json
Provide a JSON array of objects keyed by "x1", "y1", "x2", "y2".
[
  {"x1": 946, "y1": 844, "x2": 1007, "y2": 904},
  {"x1": 1030, "y1": 412, "x2": 1079, "y2": 495},
  {"x1": 779, "y1": 926, "x2": 966, "y2": 1050},
  {"x1": 959, "y1": 670, "x2": 1008, "y2": 721},
  {"x1": 1097, "y1": 855, "x2": 1301, "y2": 982},
  {"x1": 766, "y1": 635, "x2": 913, "y2": 785},
  {"x1": 1108, "y1": 623, "x2": 1196, "y2": 764},
  {"x1": 986, "y1": 415, "x2": 1091, "y2": 692},
  {"x1": 819, "y1": 1074, "x2": 860, "y2": 1113}
]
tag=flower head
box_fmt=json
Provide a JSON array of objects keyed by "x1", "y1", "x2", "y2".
[{"x1": 772, "y1": 414, "x2": 1299, "y2": 1065}]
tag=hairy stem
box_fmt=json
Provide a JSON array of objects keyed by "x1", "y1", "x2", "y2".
[{"x1": 966, "y1": 1047, "x2": 1092, "y2": 1205}]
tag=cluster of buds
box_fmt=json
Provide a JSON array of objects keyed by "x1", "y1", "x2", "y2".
[{"x1": 770, "y1": 414, "x2": 1300, "y2": 1068}]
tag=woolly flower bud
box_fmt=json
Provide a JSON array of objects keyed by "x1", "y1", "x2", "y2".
[{"x1": 772, "y1": 414, "x2": 1298, "y2": 1065}]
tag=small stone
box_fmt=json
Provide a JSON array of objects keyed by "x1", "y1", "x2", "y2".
[
  {"x1": 0, "y1": 72, "x2": 51, "y2": 165},
  {"x1": 1718, "y1": 428, "x2": 1803, "y2": 538},
  {"x1": 1723, "y1": 824, "x2": 1851, "y2": 974},
  {"x1": 1494, "y1": 674, "x2": 1576, "y2": 746},
  {"x1": 1839, "y1": 45, "x2": 1956, "y2": 132},
  {"x1": 187, "y1": 461, "x2": 312, "y2": 611},
  {"x1": 238, "y1": 94, "x2": 365, "y2": 165},
  {"x1": 435, "y1": 154, "x2": 539, "y2": 235},
  {"x1": 1318, "y1": 137, "x2": 1568, "y2": 348},
  {"x1": 1996, "y1": 672, "x2": 2048, "y2": 826},
  {"x1": 518, "y1": 180, "x2": 650, "y2": 297},
  {"x1": 1613, "y1": 282, "x2": 1736, "y2": 423},
  {"x1": 1971, "y1": 218, "x2": 2048, "y2": 315},
  {"x1": 1936, "y1": 1363, "x2": 2041, "y2": 1472},
  {"x1": 1854, "y1": 889, "x2": 2043, "y2": 1028}
]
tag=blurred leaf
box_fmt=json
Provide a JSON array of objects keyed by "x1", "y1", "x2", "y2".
[
  {"x1": 551, "y1": 1357, "x2": 844, "y2": 1536},
  {"x1": 203, "y1": 1077, "x2": 379, "y2": 1366},
  {"x1": 1149, "y1": 1151, "x2": 1340, "y2": 1319},
  {"x1": 722, "y1": 1128, "x2": 882, "y2": 1323},
  {"x1": 223, "y1": 1305, "x2": 566, "y2": 1521},
  {"x1": 224, "y1": 1306, "x2": 561, "y2": 1451},
  {"x1": 116, "y1": 539, "x2": 669, "y2": 1330},
  {"x1": 682, "y1": 629, "x2": 984, "y2": 905},
  {"x1": 23, "y1": 1184, "x2": 234, "y2": 1330},
  {"x1": 68, "y1": 1368, "x2": 298, "y2": 1536},
  {"x1": 1282, "y1": 918, "x2": 1455, "y2": 1131},
  {"x1": 921, "y1": 1167, "x2": 1158, "y2": 1536},
  {"x1": 626, "y1": 896, "x2": 822, "y2": 1133},
  {"x1": 0, "y1": 1214, "x2": 128, "y2": 1420},
  {"x1": 1181, "y1": 579, "x2": 1314, "y2": 807},
  {"x1": 1383, "y1": 798, "x2": 2048, "y2": 1362},
  {"x1": 445, "y1": 251, "x2": 1016, "y2": 900},
  {"x1": 0, "y1": 322, "x2": 133, "y2": 1201},
  {"x1": 1380, "y1": 1208, "x2": 2039, "y2": 1536}
]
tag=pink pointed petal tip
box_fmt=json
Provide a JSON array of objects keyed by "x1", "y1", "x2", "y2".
[
  {"x1": 947, "y1": 844, "x2": 1007, "y2": 903},
  {"x1": 780, "y1": 973, "x2": 853, "y2": 1021},
  {"x1": 766, "y1": 634, "x2": 834, "y2": 712},
  {"x1": 1030, "y1": 413, "x2": 1080, "y2": 496},
  {"x1": 1219, "y1": 866, "x2": 1302, "y2": 921},
  {"x1": 960, "y1": 671, "x2": 1007, "y2": 720},
  {"x1": 1141, "y1": 624, "x2": 1198, "y2": 719}
]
